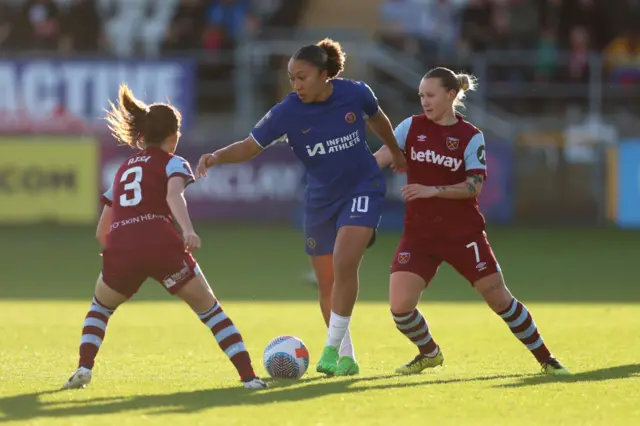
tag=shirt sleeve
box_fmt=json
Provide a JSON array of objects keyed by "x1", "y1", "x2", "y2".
[
  {"x1": 393, "y1": 117, "x2": 413, "y2": 151},
  {"x1": 101, "y1": 184, "x2": 113, "y2": 207},
  {"x1": 356, "y1": 81, "x2": 380, "y2": 118},
  {"x1": 166, "y1": 156, "x2": 195, "y2": 187},
  {"x1": 250, "y1": 103, "x2": 288, "y2": 149},
  {"x1": 464, "y1": 132, "x2": 487, "y2": 177}
]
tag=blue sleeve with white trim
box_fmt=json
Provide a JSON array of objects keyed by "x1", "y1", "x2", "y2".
[
  {"x1": 393, "y1": 117, "x2": 413, "y2": 151},
  {"x1": 464, "y1": 133, "x2": 487, "y2": 172},
  {"x1": 250, "y1": 102, "x2": 288, "y2": 149},
  {"x1": 166, "y1": 156, "x2": 195, "y2": 186}
]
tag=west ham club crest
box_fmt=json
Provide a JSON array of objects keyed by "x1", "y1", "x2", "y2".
[{"x1": 446, "y1": 137, "x2": 459, "y2": 151}]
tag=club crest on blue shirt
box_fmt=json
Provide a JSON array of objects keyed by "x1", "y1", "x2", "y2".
[
  {"x1": 345, "y1": 112, "x2": 356, "y2": 124},
  {"x1": 446, "y1": 137, "x2": 459, "y2": 151}
]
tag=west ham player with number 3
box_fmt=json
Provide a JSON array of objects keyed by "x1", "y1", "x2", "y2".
[
  {"x1": 63, "y1": 84, "x2": 267, "y2": 390},
  {"x1": 196, "y1": 39, "x2": 406, "y2": 376},
  {"x1": 375, "y1": 67, "x2": 570, "y2": 376}
]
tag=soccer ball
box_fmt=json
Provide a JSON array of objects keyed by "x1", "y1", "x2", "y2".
[{"x1": 263, "y1": 336, "x2": 310, "y2": 379}]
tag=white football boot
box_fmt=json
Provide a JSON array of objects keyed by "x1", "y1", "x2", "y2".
[
  {"x1": 243, "y1": 377, "x2": 268, "y2": 389},
  {"x1": 63, "y1": 366, "x2": 92, "y2": 389}
]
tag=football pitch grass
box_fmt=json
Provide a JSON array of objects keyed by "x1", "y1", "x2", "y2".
[{"x1": 1, "y1": 224, "x2": 639, "y2": 425}]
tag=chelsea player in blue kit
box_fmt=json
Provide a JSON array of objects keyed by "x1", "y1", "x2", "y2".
[{"x1": 196, "y1": 38, "x2": 406, "y2": 376}]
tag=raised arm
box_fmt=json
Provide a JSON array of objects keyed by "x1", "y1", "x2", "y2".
[
  {"x1": 374, "y1": 116, "x2": 411, "y2": 169},
  {"x1": 367, "y1": 108, "x2": 404, "y2": 164},
  {"x1": 196, "y1": 105, "x2": 287, "y2": 179},
  {"x1": 196, "y1": 136, "x2": 263, "y2": 178},
  {"x1": 358, "y1": 81, "x2": 406, "y2": 172}
]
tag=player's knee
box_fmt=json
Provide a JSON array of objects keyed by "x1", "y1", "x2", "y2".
[
  {"x1": 332, "y1": 255, "x2": 360, "y2": 281},
  {"x1": 389, "y1": 293, "x2": 417, "y2": 314},
  {"x1": 389, "y1": 273, "x2": 423, "y2": 313},
  {"x1": 176, "y1": 275, "x2": 216, "y2": 312},
  {"x1": 95, "y1": 277, "x2": 129, "y2": 309},
  {"x1": 474, "y1": 273, "x2": 511, "y2": 312}
]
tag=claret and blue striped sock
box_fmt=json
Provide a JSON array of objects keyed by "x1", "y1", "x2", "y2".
[
  {"x1": 392, "y1": 309, "x2": 440, "y2": 357},
  {"x1": 197, "y1": 300, "x2": 256, "y2": 382},
  {"x1": 78, "y1": 297, "x2": 115, "y2": 369},
  {"x1": 497, "y1": 298, "x2": 553, "y2": 363}
]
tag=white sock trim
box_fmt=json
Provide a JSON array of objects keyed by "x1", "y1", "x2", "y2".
[{"x1": 326, "y1": 311, "x2": 350, "y2": 348}]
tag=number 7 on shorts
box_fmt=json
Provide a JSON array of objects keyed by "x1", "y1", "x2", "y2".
[{"x1": 466, "y1": 241, "x2": 480, "y2": 263}]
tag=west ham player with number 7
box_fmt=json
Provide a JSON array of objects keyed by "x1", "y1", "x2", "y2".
[
  {"x1": 63, "y1": 84, "x2": 267, "y2": 390},
  {"x1": 375, "y1": 67, "x2": 570, "y2": 376},
  {"x1": 196, "y1": 38, "x2": 406, "y2": 376}
]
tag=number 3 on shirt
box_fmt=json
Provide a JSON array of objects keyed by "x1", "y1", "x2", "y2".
[
  {"x1": 120, "y1": 166, "x2": 143, "y2": 207},
  {"x1": 351, "y1": 196, "x2": 369, "y2": 213}
]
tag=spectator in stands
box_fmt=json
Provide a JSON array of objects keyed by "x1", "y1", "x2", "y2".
[
  {"x1": 60, "y1": 0, "x2": 103, "y2": 53},
  {"x1": 534, "y1": 26, "x2": 559, "y2": 82},
  {"x1": 604, "y1": 28, "x2": 640, "y2": 84},
  {"x1": 565, "y1": 25, "x2": 591, "y2": 83},
  {"x1": 163, "y1": 0, "x2": 208, "y2": 52},
  {"x1": 20, "y1": 0, "x2": 63, "y2": 51},
  {"x1": 207, "y1": 0, "x2": 259, "y2": 47},
  {"x1": 558, "y1": 0, "x2": 603, "y2": 49}
]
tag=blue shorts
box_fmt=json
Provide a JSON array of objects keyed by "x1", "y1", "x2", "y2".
[{"x1": 303, "y1": 191, "x2": 385, "y2": 256}]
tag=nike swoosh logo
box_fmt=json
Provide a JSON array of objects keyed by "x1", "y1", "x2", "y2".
[{"x1": 302, "y1": 128, "x2": 312, "y2": 134}]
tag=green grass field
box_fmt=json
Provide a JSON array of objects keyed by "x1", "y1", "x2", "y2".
[{"x1": 1, "y1": 224, "x2": 639, "y2": 425}]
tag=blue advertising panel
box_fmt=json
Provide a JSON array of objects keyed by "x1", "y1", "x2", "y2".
[
  {"x1": 479, "y1": 139, "x2": 514, "y2": 224},
  {"x1": 616, "y1": 140, "x2": 640, "y2": 228},
  {"x1": 0, "y1": 58, "x2": 196, "y2": 132}
]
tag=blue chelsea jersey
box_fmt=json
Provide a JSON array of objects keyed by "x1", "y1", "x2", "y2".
[{"x1": 250, "y1": 78, "x2": 385, "y2": 208}]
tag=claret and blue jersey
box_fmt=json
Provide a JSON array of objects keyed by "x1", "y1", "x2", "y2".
[{"x1": 250, "y1": 78, "x2": 386, "y2": 255}]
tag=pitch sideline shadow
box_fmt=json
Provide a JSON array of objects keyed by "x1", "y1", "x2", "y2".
[
  {"x1": 0, "y1": 372, "x2": 528, "y2": 422},
  {"x1": 494, "y1": 363, "x2": 640, "y2": 388}
]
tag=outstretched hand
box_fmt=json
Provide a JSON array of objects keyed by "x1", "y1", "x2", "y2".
[{"x1": 195, "y1": 154, "x2": 215, "y2": 179}]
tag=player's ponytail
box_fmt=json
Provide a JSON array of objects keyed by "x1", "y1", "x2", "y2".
[
  {"x1": 105, "y1": 83, "x2": 181, "y2": 150},
  {"x1": 424, "y1": 67, "x2": 478, "y2": 110},
  {"x1": 316, "y1": 38, "x2": 346, "y2": 79},
  {"x1": 292, "y1": 38, "x2": 346, "y2": 79},
  {"x1": 453, "y1": 73, "x2": 477, "y2": 109}
]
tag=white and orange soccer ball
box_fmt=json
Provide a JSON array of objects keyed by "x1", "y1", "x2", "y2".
[{"x1": 263, "y1": 336, "x2": 310, "y2": 379}]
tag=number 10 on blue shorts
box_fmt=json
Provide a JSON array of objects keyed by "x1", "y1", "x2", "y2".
[{"x1": 304, "y1": 192, "x2": 385, "y2": 256}]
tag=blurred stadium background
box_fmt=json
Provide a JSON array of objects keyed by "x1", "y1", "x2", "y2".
[
  {"x1": 1, "y1": 1, "x2": 640, "y2": 424},
  {"x1": 1, "y1": 0, "x2": 640, "y2": 298},
  {"x1": 0, "y1": 0, "x2": 639, "y2": 297}
]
